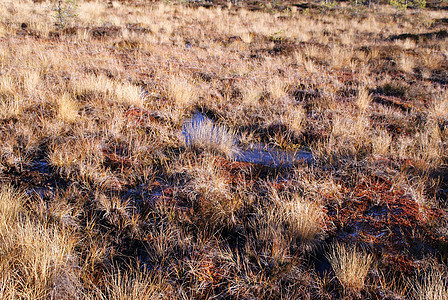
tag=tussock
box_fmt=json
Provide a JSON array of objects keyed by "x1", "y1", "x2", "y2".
[
  {"x1": 326, "y1": 243, "x2": 373, "y2": 295},
  {"x1": 183, "y1": 114, "x2": 238, "y2": 158}
]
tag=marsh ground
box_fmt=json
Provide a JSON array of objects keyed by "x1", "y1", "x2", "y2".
[{"x1": 0, "y1": 0, "x2": 447, "y2": 298}]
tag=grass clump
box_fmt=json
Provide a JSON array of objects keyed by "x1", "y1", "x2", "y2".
[
  {"x1": 326, "y1": 243, "x2": 373, "y2": 296},
  {"x1": 183, "y1": 114, "x2": 238, "y2": 158},
  {"x1": 57, "y1": 93, "x2": 78, "y2": 123},
  {"x1": 413, "y1": 268, "x2": 448, "y2": 300},
  {"x1": 0, "y1": 184, "x2": 81, "y2": 299},
  {"x1": 167, "y1": 76, "x2": 197, "y2": 109},
  {"x1": 268, "y1": 190, "x2": 327, "y2": 252},
  {"x1": 284, "y1": 197, "x2": 326, "y2": 247}
]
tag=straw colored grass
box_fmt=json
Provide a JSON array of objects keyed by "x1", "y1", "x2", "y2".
[
  {"x1": 414, "y1": 268, "x2": 448, "y2": 300},
  {"x1": 0, "y1": 0, "x2": 447, "y2": 298},
  {"x1": 326, "y1": 243, "x2": 373, "y2": 295},
  {"x1": 57, "y1": 93, "x2": 79, "y2": 123},
  {"x1": 0, "y1": 185, "x2": 81, "y2": 299}
]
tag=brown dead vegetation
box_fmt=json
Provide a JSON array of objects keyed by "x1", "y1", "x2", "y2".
[{"x1": 0, "y1": 0, "x2": 447, "y2": 298}]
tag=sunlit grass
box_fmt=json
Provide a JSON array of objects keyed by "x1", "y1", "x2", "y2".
[{"x1": 0, "y1": 0, "x2": 446, "y2": 298}]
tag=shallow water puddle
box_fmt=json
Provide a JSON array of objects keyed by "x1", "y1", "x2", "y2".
[
  {"x1": 30, "y1": 160, "x2": 52, "y2": 174},
  {"x1": 235, "y1": 144, "x2": 313, "y2": 167},
  {"x1": 184, "y1": 112, "x2": 313, "y2": 167}
]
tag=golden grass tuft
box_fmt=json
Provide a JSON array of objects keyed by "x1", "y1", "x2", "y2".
[
  {"x1": 372, "y1": 129, "x2": 392, "y2": 156},
  {"x1": 430, "y1": 91, "x2": 448, "y2": 120},
  {"x1": 283, "y1": 195, "x2": 326, "y2": 247},
  {"x1": 115, "y1": 83, "x2": 144, "y2": 108},
  {"x1": 326, "y1": 113, "x2": 371, "y2": 157},
  {"x1": 104, "y1": 268, "x2": 167, "y2": 300},
  {"x1": 0, "y1": 74, "x2": 15, "y2": 95},
  {"x1": 57, "y1": 93, "x2": 79, "y2": 123},
  {"x1": 167, "y1": 76, "x2": 197, "y2": 109},
  {"x1": 267, "y1": 76, "x2": 287, "y2": 100},
  {"x1": 0, "y1": 95, "x2": 22, "y2": 119},
  {"x1": 21, "y1": 70, "x2": 40, "y2": 95},
  {"x1": 240, "y1": 80, "x2": 262, "y2": 107},
  {"x1": 326, "y1": 243, "x2": 373, "y2": 295},
  {"x1": 399, "y1": 54, "x2": 415, "y2": 73},
  {"x1": 0, "y1": 75, "x2": 22, "y2": 119},
  {"x1": 185, "y1": 154, "x2": 244, "y2": 226},
  {"x1": 331, "y1": 45, "x2": 354, "y2": 70},
  {"x1": 356, "y1": 87, "x2": 372, "y2": 112},
  {"x1": 413, "y1": 267, "x2": 448, "y2": 300},
  {"x1": 283, "y1": 105, "x2": 306, "y2": 136},
  {"x1": 269, "y1": 190, "x2": 327, "y2": 251},
  {"x1": 0, "y1": 184, "x2": 24, "y2": 232},
  {"x1": 74, "y1": 74, "x2": 144, "y2": 107}
]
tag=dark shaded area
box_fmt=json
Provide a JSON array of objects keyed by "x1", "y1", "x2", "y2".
[
  {"x1": 291, "y1": 86, "x2": 320, "y2": 103},
  {"x1": 89, "y1": 25, "x2": 121, "y2": 39},
  {"x1": 126, "y1": 23, "x2": 152, "y2": 34},
  {"x1": 326, "y1": 176, "x2": 444, "y2": 275},
  {"x1": 49, "y1": 26, "x2": 79, "y2": 39},
  {"x1": 389, "y1": 30, "x2": 448, "y2": 42},
  {"x1": 430, "y1": 17, "x2": 448, "y2": 28},
  {"x1": 372, "y1": 94, "x2": 413, "y2": 112}
]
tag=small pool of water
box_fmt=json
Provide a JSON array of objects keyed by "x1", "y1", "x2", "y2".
[
  {"x1": 30, "y1": 160, "x2": 51, "y2": 174},
  {"x1": 236, "y1": 144, "x2": 313, "y2": 167},
  {"x1": 183, "y1": 112, "x2": 313, "y2": 167}
]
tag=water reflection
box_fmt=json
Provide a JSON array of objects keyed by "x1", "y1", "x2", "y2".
[
  {"x1": 236, "y1": 143, "x2": 313, "y2": 167},
  {"x1": 184, "y1": 112, "x2": 313, "y2": 167}
]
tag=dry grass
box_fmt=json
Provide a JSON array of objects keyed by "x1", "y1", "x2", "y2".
[
  {"x1": 184, "y1": 154, "x2": 244, "y2": 226},
  {"x1": 102, "y1": 268, "x2": 167, "y2": 300},
  {"x1": 73, "y1": 74, "x2": 144, "y2": 108},
  {"x1": 0, "y1": 184, "x2": 81, "y2": 299},
  {"x1": 0, "y1": 184, "x2": 24, "y2": 232},
  {"x1": 167, "y1": 76, "x2": 197, "y2": 109},
  {"x1": 326, "y1": 243, "x2": 373, "y2": 295},
  {"x1": 356, "y1": 87, "x2": 372, "y2": 113},
  {"x1": 240, "y1": 80, "x2": 263, "y2": 107},
  {"x1": 183, "y1": 114, "x2": 238, "y2": 158},
  {"x1": 430, "y1": 91, "x2": 448, "y2": 120},
  {"x1": 282, "y1": 105, "x2": 306, "y2": 136},
  {"x1": 414, "y1": 268, "x2": 448, "y2": 300},
  {"x1": 57, "y1": 93, "x2": 79, "y2": 123},
  {"x1": 372, "y1": 129, "x2": 393, "y2": 156},
  {"x1": 268, "y1": 76, "x2": 288, "y2": 100},
  {"x1": 0, "y1": 0, "x2": 447, "y2": 298},
  {"x1": 399, "y1": 54, "x2": 415, "y2": 73},
  {"x1": 280, "y1": 193, "x2": 327, "y2": 250},
  {"x1": 326, "y1": 113, "x2": 371, "y2": 158}
]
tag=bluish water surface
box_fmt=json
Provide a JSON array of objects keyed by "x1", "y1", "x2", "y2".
[
  {"x1": 235, "y1": 144, "x2": 313, "y2": 167},
  {"x1": 184, "y1": 112, "x2": 313, "y2": 167}
]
